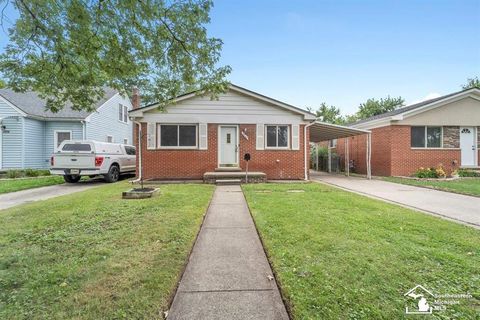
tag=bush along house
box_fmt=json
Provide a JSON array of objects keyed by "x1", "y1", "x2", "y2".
[
  {"x1": 128, "y1": 84, "x2": 318, "y2": 183},
  {"x1": 334, "y1": 88, "x2": 480, "y2": 177}
]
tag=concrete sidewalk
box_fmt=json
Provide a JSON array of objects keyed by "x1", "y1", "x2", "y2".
[
  {"x1": 168, "y1": 185, "x2": 289, "y2": 320},
  {"x1": 311, "y1": 172, "x2": 480, "y2": 228},
  {"x1": 0, "y1": 180, "x2": 104, "y2": 210}
]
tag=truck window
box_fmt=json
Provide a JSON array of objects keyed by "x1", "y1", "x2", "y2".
[
  {"x1": 125, "y1": 146, "x2": 136, "y2": 155},
  {"x1": 62, "y1": 143, "x2": 92, "y2": 152}
]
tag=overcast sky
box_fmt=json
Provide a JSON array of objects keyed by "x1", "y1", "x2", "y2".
[{"x1": 0, "y1": 0, "x2": 479, "y2": 115}]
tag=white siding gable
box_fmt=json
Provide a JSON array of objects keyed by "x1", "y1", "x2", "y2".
[{"x1": 140, "y1": 90, "x2": 308, "y2": 124}]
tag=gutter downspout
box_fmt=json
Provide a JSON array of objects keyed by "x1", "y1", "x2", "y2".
[
  {"x1": 304, "y1": 120, "x2": 316, "y2": 180},
  {"x1": 131, "y1": 120, "x2": 142, "y2": 183}
]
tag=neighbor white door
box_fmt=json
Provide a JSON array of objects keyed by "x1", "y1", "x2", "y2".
[
  {"x1": 460, "y1": 127, "x2": 476, "y2": 166},
  {"x1": 219, "y1": 126, "x2": 238, "y2": 166}
]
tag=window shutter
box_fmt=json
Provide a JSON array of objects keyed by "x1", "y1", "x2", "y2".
[
  {"x1": 256, "y1": 124, "x2": 264, "y2": 150},
  {"x1": 199, "y1": 123, "x2": 208, "y2": 150},
  {"x1": 147, "y1": 123, "x2": 156, "y2": 150},
  {"x1": 291, "y1": 124, "x2": 300, "y2": 150}
]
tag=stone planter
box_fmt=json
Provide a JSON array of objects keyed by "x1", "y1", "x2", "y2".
[{"x1": 122, "y1": 187, "x2": 160, "y2": 199}]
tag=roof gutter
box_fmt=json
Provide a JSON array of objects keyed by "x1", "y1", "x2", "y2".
[{"x1": 130, "y1": 120, "x2": 143, "y2": 183}]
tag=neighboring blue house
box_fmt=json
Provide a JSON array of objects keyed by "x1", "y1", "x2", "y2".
[{"x1": 0, "y1": 88, "x2": 133, "y2": 170}]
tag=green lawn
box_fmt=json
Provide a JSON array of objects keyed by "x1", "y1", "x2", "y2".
[
  {"x1": 0, "y1": 182, "x2": 214, "y2": 319},
  {"x1": 243, "y1": 183, "x2": 479, "y2": 319},
  {"x1": 0, "y1": 176, "x2": 65, "y2": 194},
  {"x1": 383, "y1": 177, "x2": 480, "y2": 197}
]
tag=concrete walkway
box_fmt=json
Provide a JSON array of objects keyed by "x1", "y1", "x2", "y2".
[
  {"x1": 168, "y1": 185, "x2": 289, "y2": 320},
  {"x1": 311, "y1": 172, "x2": 480, "y2": 228},
  {"x1": 0, "y1": 180, "x2": 104, "y2": 210}
]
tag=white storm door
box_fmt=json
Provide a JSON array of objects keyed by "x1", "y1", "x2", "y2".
[
  {"x1": 219, "y1": 126, "x2": 238, "y2": 166},
  {"x1": 460, "y1": 127, "x2": 476, "y2": 166}
]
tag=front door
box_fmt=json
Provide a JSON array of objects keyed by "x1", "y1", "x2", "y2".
[
  {"x1": 460, "y1": 127, "x2": 476, "y2": 166},
  {"x1": 219, "y1": 126, "x2": 238, "y2": 167}
]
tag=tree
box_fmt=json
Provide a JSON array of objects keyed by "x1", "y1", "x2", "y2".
[
  {"x1": 355, "y1": 96, "x2": 404, "y2": 120},
  {"x1": 0, "y1": 0, "x2": 231, "y2": 112},
  {"x1": 313, "y1": 102, "x2": 345, "y2": 124},
  {"x1": 462, "y1": 76, "x2": 480, "y2": 90},
  {"x1": 0, "y1": 78, "x2": 5, "y2": 89}
]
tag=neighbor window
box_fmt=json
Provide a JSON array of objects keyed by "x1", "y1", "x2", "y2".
[
  {"x1": 55, "y1": 131, "x2": 71, "y2": 151},
  {"x1": 411, "y1": 126, "x2": 442, "y2": 148},
  {"x1": 159, "y1": 124, "x2": 197, "y2": 148},
  {"x1": 118, "y1": 104, "x2": 128, "y2": 123},
  {"x1": 266, "y1": 125, "x2": 289, "y2": 148},
  {"x1": 123, "y1": 138, "x2": 128, "y2": 144},
  {"x1": 107, "y1": 135, "x2": 114, "y2": 143}
]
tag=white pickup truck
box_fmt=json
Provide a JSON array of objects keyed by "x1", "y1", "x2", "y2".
[{"x1": 50, "y1": 140, "x2": 136, "y2": 183}]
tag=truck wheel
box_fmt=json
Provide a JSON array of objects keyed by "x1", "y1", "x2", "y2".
[
  {"x1": 64, "y1": 175, "x2": 81, "y2": 183},
  {"x1": 104, "y1": 165, "x2": 120, "y2": 183}
]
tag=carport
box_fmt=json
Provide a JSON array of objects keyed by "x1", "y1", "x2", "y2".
[{"x1": 308, "y1": 121, "x2": 372, "y2": 179}]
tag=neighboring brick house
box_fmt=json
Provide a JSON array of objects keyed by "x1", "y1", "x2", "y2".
[
  {"x1": 129, "y1": 84, "x2": 316, "y2": 181},
  {"x1": 335, "y1": 88, "x2": 480, "y2": 176}
]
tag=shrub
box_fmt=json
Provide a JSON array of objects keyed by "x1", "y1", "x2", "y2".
[
  {"x1": 456, "y1": 169, "x2": 480, "y2": 178},
  {"x1": 415, "y1": 167, "x2": 437, "y2": 178},
  {"x1": 24, "y1": 168, "x2": 40, "y2": 177},
  {"x1": 36, "y1": 170, "x2": 51, "y2": 176},
  {"x1": 6, "y1": 170, "x2": 23, "y2": 179}
]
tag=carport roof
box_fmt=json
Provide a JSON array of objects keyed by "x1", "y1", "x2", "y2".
[{"x1": 309, "y1": 121, "x2": 370, "y2": 143}]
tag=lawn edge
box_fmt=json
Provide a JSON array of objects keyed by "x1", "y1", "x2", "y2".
[
  {"x1": 0, "y1": 178, "x2": 65, "y2": 195},
  {"x1": 241, "y1": 184, "x2": 294, "y2": 320},
  {"x1": 311, "y1": 179, "x2": 480, "y2": 230},
  {"x1": 164, "y1": 184, "x2": 216, "y2": 317},
  {"x1": 380, "y1": 177, "x2": 480, "y2": 198}
]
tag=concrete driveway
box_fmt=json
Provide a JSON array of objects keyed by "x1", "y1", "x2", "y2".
[
  {"x1": 0, "y1": 179, "x2": 105, "y2": 210},
  {"x1": 311, "y1": 172, "x2": 480, "y2": 229}
]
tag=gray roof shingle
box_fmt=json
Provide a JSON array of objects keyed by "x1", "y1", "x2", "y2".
[{"x1": 0, "y1": 88, "x2": 118, "y2": 119}]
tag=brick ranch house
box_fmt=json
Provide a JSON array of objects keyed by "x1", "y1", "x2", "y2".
[
  {"x1": 128, "y1": 84, "x2": 321, "y2": 182},
  {"x1": 334, "y1": 88, "x2": 480, "y2": 176}
]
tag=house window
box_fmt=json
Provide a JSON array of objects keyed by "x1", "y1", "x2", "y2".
[
  {"x1": 123, "y1": 138, "x2": 128, "y2": 144},
  {"x1": 107, "y1": 135, "x2": 114, "y2": 143},
  {"x1": 411, "y1": 126, "x2": 442, "y2": 148},
  {"x1": 266, "y1": 125, "x2": 289, "y2": 148},
  {"x1": 329, "y1": 139, "x2": 337, "y2": 148},
  {"x1": 119, "y1": 104, "x2": 128, "y2": 123},
  {"x1": 54, "y1": 130, "x2": 72, "y2": 151},
  {"x1": 159, "y1": 124, "x2": 197, "y2": 148}
]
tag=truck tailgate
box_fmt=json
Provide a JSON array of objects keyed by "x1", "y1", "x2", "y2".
[{"x1": 53, "y1": 154, "x2": 95, "y2": 168}]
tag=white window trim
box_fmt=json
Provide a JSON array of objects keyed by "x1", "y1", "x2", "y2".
[
  {"x1": 118, "y1": 104, "x2": 128, "y2": 124},
  {"x1": 265, "y1": 125, "x2": 290, "y2": 150},
  {"x1": 157, "y1": 124, "x2": 198, "y2": 149},
  {"x1": 107, "y1": 135, "x2": 114, "y2": 143},
  {"x1": 411, "y1": 126, "x2": 443, "y2": 149},
  {"x1": 54, "y1": 130, "x2": 72, "y2": 152}
]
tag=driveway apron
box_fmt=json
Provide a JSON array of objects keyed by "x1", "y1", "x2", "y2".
[{"x1": 168, "y1": 185, "x2": 289, "y2": 320}]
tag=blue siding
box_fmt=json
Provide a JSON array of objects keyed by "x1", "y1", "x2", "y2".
[
  {"x1": 24, "y1": 118, "x2": 46, "y2": 168},
  {"x1": 0, "y1": 98, "x2": 23, "y2": 169},
  {"x1": 86, "y1": 93, "x2": 133, "y2": 144},
  {"x1": 45, "y1": 121, "x2": 84, "y2": 158}
]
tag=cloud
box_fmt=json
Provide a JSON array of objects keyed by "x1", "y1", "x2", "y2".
[{"x1": 409, "y1": 92, "x2": 442, "y2": 105}]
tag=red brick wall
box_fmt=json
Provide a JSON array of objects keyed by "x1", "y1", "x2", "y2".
[
  {"x1": 336, "y1": 125, "x2": 462, "y2": 176},
  {"x1": 389, "y1": 126, "x2": 460, "y2": 176},
  {"x1": 136, "y1": 123, "x2": 307, "y2": 180}
]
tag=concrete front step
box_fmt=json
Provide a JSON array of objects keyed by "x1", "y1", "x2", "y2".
[
  {"x1": 204, "y1": 171, "x2": 267, "y2": 184},
  {"x1": 215, "y1": 179, "x2": 241, "y2": 185}
]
